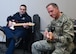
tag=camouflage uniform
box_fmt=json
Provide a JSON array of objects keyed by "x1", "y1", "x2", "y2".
[{"x1": 32, "y1": 13, "x2": 74, "y2": 54}]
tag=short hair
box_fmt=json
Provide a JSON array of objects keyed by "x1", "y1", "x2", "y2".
[
  {"x1": 46, "y1": 3, "x2": 59, "y2": 9},
  {"x1": 20, "y1": 4, "x2": 27, "y2": 8}
]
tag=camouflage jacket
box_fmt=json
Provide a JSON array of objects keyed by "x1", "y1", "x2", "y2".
[{"x1": 46, "y1": 13, "x2": 74, "y2": 46}]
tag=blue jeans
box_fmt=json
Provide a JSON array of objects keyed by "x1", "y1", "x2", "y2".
[{"x1": 3, "y1": 26, "x2": 25, "y2": 54}]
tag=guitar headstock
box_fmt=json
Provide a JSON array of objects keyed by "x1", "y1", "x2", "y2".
[{"x1": 28, "y1": 22, "x2": 35, "y2": 26}]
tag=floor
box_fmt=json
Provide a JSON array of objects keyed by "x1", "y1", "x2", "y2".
[
  {"x1": 0, "y1": 42, "x2": 76, "y2": 54},
  {"x1": 14, "y1": 49, "x2": 31, "y2": 54},
  {"x1": 0, "y1": 43, "x2": 31, "y2": 54}
]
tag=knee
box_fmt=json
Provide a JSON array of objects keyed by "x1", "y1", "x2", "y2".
[
  {"x1": 32, "y1": 41, "x2": 40, "y2": 50},
  {"x1": 32, "y1": 42, "x2": 38, "y2": 49}
]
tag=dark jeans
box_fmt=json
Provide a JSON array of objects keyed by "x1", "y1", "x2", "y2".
[{"x1": 3, "y1": 26, "x2": 26, "y2": 54}]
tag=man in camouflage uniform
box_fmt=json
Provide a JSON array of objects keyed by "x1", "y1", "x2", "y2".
[{"x1": 32, "y1": 3, "x2": 75, "y2": 54}]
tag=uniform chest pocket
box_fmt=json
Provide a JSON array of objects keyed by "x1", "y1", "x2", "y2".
[{"x1": 55, "y1": 23, "x2": 63, "y2": 36}]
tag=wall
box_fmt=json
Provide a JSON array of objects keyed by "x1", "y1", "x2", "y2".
[{"x1": 0, "y1": 0, "x2": 76, "y2": 30}]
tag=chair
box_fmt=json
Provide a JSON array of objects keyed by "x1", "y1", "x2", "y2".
[{"x1": 0, "y1": 27, "x2": 7, "y2": 54}]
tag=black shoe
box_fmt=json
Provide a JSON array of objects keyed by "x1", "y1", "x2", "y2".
[
  {"x1": 13, "y1": 36, "x2": 22, "y2": 47},
  {"x1": 15, "y1": 38, "x2": 22, "y2": 47}
]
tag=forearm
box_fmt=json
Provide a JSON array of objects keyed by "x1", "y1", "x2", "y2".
[{"x1": 53, "y1": 33, "x2": 74, "y2": 44}]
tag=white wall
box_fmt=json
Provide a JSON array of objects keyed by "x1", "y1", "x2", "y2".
[{"x1": 0, "y1": 0, "x2": 76, "y2": 31}]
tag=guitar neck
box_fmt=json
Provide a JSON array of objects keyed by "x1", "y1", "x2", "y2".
[
  {"x1": 14, "y1": 23, "x2": 35, "y2": 26},
  {"x1": 14, "y1": 23, "x2": 27, "y2": 26}
]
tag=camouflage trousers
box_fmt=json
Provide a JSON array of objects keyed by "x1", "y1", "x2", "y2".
[{"x1": 32, "y1": 40, "x2": 74, "y2": 54}]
